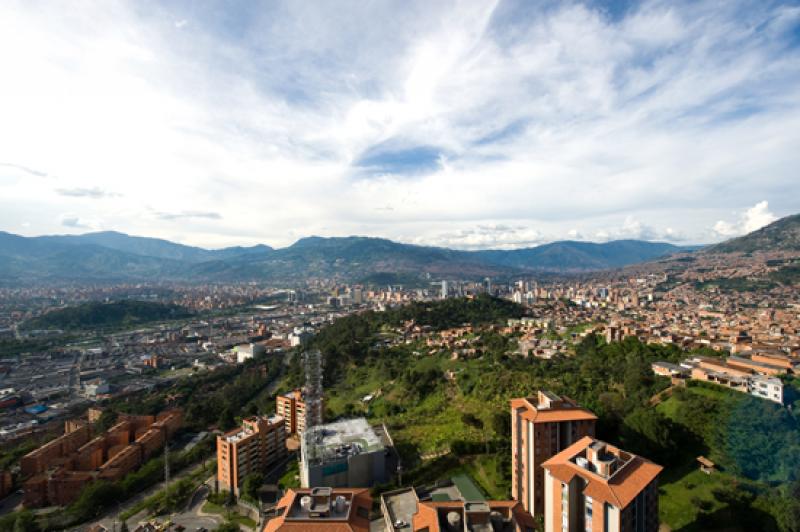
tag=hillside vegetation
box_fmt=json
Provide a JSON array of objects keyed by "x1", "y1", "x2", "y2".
[
  {"x1": 708, "y1": 213, "x2": 800, "y2": 253},
  {"x1": 22, "y1": 300, "x2": 192, "y2": 331},
  {"x1": 285, "y1": 296, "x2": 800, "y2": 531}
]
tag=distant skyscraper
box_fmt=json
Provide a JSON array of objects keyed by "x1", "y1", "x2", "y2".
[{"x1": 441, "y1": 280, "x2": 448, "y2": 299}]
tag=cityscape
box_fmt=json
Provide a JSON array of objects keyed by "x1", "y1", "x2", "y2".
[{"x1": 2, "y1": 1, "x2": 800, "y2": 532}]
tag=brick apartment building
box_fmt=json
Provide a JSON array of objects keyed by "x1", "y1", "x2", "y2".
[
  {"x1": 22, "y1": 410, "x2": 182, "y2": 507},
  {"x1": 217, "y1": 415, "x2": 286, "y2": 494},
  {"x1": 276, "y1": 389, "x2": 322, "y2": 435},
  {"x1": 511, "y1": 391, "x2": 597, "y2": 517},
  {"x1": 542, "y1": 437, "x2": 662, "y2": 532}
]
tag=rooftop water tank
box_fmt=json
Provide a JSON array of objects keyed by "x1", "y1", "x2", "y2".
[
  {"x1": 447, "y1": 511, "x2": 462, "y2": 531},
  {"x1": 300, "y1": 496, "x2": 312, "y2": 511}
]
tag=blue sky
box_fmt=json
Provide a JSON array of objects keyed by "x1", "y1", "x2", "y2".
[{"x1": 1, "y1": 0, "x2": 799, "y2": 249}]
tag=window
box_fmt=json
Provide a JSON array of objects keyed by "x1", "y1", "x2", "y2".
[{"x1": 585, "y1": 496, "x2": 593, "y2": 531}]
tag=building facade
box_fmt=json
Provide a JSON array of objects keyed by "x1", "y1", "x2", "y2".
[
  {"x1": 22, "y1": 410, "x2": 182, "y2": 508},
  {"x1": 276, "y1": 389, "x2": 313, "y2": 435},
  {"x1": 511, "y1": 391, "x2": 597, "y2": 517},
  {"x1": 217, "y1": 415, "x2": 287, "y2": 494},
  {"x1": 542, "y1": 437, "x2": 662, "y2": 532}
]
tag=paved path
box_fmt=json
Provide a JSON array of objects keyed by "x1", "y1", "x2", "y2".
[{"x1": 88, "y1": 461, "x2": 212, "y2": 531}]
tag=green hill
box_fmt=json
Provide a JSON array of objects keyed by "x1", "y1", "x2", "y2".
[
  {"x1": 22, "y1": 300, "x2": 192, "y2": 331},
  {"x1": 707, "y1": 213, "x2": 800, "y2": 253}
]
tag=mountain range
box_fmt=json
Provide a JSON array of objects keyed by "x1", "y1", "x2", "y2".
[
  {"x1": 5, "y1": 215, "x2": 796, "y2": 285},
  {"x1": 0, "y1": 230, "x2": 691, "y2": 284}
]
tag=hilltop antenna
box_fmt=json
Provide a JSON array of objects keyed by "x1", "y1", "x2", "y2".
[{"x1": 303, "y1": 349, "x2": 323, "y2": 430}]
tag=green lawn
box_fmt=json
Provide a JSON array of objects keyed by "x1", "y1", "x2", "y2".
[
  {"x1": 278, "y1": 460, "x2": 300, "y2": 489},
  {"x1": 659, "y1": 468, "x2": 729, "y2": 530},
  {"x1": 202, "y1": 502, "x2": 257, "y2": 529}
]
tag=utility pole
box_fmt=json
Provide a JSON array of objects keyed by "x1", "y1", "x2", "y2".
[{"x1": 164, "y1": 439, "x2": 171, "y2": 525}]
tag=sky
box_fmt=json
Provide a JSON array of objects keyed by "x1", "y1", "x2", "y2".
[{"x1": 1, "y1": 0, "x2": 799, "y2": 250}]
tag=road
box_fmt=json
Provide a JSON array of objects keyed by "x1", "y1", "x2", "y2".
[
  {"x1": 89, "y1": 462, "x2": 214, "y2": 531},
  {"x1": 0, "y1": 492, "x2": 23, "y2": 516}
]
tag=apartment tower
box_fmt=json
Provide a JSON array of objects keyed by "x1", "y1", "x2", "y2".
[
  {"x1": 511, "y1": 390, "x2": 597, "y2": 517},
  {"x1": 542, "y1": 437, "x2": 662, "y2": 532},
  {"x1": 217, "y1": 415, "x2": 286, "y2": 494}
]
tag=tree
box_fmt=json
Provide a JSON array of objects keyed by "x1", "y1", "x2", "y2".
[
  {"x1": 218, "y1": 406, "x2": 236, "y2": 431},
  {"x1": 491, "y1": 411, "x2": 510, "y2": 438},
  {"x1": 95, "y1": 410, "x2": 118, "y2": 433},
  {"x1": 67, "y1": 481, "x2": 124, "y2": 522},
  {"x1": 620, "y1": 408, "x2": 676, "y2": 464},
  {"x1": 241, "y1": 472, "x2": 264, "y2": 503},
  {"x1": 13, "y1": 510, "x2": 39, "y2": 532}
]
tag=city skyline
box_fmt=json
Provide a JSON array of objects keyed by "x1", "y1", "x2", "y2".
[{"x1": 2, "y1": 0, "x2": 799, "y2": 249}]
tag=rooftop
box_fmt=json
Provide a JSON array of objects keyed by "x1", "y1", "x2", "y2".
[
  {"x1": 511, "y1": 390, "x2": 598, "y2": 423},
  {"x1": 265, "y1": 487, "x2": 372, "y2": 532},
  {"x1": 223, "y1": 414, "x2": 284, "y2": 443},
  {"x1": 542, "y1": 436, "x2": 663, "y2": 510},
  {"x1": 303, "y1": 417, "x2": 384, "y2": 465}
]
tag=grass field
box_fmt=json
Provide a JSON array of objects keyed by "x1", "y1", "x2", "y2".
[
  {"x1": 654, "y1": 383, "x2": 785, "y2": 531},
  {"x1": 278, "y1": 460, "x2": 300, "y2": 489},
  {"x1": 202, "y1": 501, "x2": 257, "y2": 529}
]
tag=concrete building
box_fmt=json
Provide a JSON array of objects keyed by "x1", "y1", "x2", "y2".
[
  {"x1": 301, "y1": 418, "x2": 386, "y2": 488},
  {"x1": 217, "y1": 415, "x2": 286, "y2": 494},
  {"x1": 747, "y1": 375, "x2": 784, "y2": 404},
  {"x1": 234, "y1": 343, "x2": 266, "y2": 364},
  {"x1": 511, "y1": 391, "x2": 597, "y2": 517},
  {"x1": 542, "y1": 437, "x2": 662, "y2": 532},
  {"x1": 687, "y1": 357, "x2": 784, "y2": 404},
  {"x1": 263, "y1": 487, "x2": 372, "y2": 532}
]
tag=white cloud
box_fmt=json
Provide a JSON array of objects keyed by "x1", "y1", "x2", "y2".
[
  {"x1": 57, "y1": 187, "x2": 119, "y2": 199},
  {"x1": 409, "y1": 223, "x2": 546, "y2": 250},
  {"x1": 0, "y1": 1, "x2": 797, "y2": 248},
  {"x1": 60, "y1": 214, "x2": 99, "y2": 230},
  {"x1": 713, "y1": 200, "x2": 777, "y2": 238}
]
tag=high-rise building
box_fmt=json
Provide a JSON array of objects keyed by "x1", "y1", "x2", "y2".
[
  {"x1": 217, "y1": 415, "x2": 286, "y2": 494},
  {"x1": 276, "y1": 389, "x2": 309, "y2": 435},
  {"x1": 542, "y1": 437, "x2": 662, "y2": 532},
  {"x1": 511, "y1": 391, "x2": 597, "y2": 517},
  {"x1": 441, "y1": 280, "x2": 448, "y2": 299}
]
